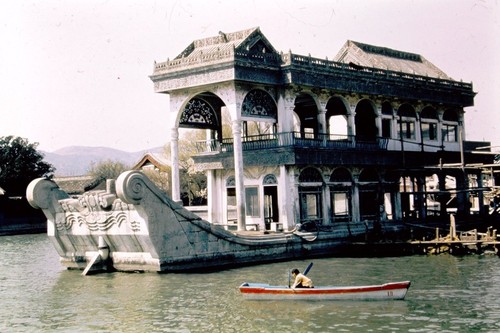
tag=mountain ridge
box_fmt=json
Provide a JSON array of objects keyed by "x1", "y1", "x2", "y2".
[{"x1": 43, "y1": 145, "x2": 165, "y2": 177}]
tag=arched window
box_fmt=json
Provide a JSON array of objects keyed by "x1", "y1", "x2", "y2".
[
  {"x1": 241, "y1": 89, "x2": 278, "y2": 140},
  {"x1": 180, "y1": 96, "x2": 220, "y2": 130},
  {"x1": 241, "y1": 89, "x2": 277, "y2": 119},
  {"x1": 299, "y1": 167, "x2": 323, "y2": 183},
  {"x1": 442, "y1": 109, "x2": 459, "y2": 142},
  {"x1": 421, "y1": 106, "x2": 438, "y2": 141},
  {"x1": 381, "y1": 102, "x2": 393, "y2": 139},
  {"x1": 298, "y1": 168, "x2": 324, "y2": 225},
  {"x1": 355, "y1": 99, "x2": 377, "y2": 141},
  {"x1": 397, "y1": 104, "x2": 417, "y2": 140},
  {"x1": 329, "y1": 168, "x2": 352, "y2": 222},
  {"x1": 294, "y1": 94, "x2": 319, "y2": 139}
]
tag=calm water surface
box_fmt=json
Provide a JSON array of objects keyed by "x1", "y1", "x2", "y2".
[{"x1": 1, "y1": 234, "x2": 499, "y2": 332}]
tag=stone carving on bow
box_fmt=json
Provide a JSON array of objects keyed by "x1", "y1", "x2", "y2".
[{"x1": 58, "y1": 190, "x2": 140, "y2": 232}]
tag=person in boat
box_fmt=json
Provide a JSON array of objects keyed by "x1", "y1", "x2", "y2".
[{"x1": 291, "y1": 268, "x2": 313, "y2": 289}]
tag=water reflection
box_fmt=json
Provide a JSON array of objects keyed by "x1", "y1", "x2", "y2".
[{"x1": 1, "y1": 234, "x2": 500, "y2": 332}]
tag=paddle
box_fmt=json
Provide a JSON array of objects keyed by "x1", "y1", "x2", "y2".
[{"x1": 303, "y1": 262, "x2": 313, "y2": 276}]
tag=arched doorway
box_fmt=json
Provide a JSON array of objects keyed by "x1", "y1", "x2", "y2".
[
  {"x1": 176, "y1": 92, "x2": 226, "y2": 205},
  {"x1": 355, "y1": 99, "x2": 377, "y2": 141},
  {"x1": 241, "y1": 89, "x2": 278, "y2": 139},
  {"x1": 294, "y1": 93, "x2": 319, "y2": 138},
  {"x1": 263, "y1": 174, "x2": 279, "y2": 230},
  {"x1": 326, "y1": 97, "x2": 349, "y2": 138}
]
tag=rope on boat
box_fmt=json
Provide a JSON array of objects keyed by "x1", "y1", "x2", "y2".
[{"x1": 290, "y1": 223, "x2": 319, "y2": 242}]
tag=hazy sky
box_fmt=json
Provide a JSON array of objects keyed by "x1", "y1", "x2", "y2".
[{"x1": 1, "y1": 0, "x2": 498, "y2": 152}]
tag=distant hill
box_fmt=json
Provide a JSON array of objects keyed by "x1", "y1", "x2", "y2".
[{"x1": 43, "y1": 146, "x2": 165, "y2": 176}]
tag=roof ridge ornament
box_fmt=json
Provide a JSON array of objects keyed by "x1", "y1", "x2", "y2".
[{"x1": 219, "y1": 31, "x2": 227, "y2": 42}]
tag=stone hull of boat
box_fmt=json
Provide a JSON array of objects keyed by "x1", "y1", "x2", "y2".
[{"x1": 27, "y1": 171, "x2": 392, "y2": 273}]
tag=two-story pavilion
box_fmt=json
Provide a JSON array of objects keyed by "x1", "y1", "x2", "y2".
[{"x1": 150, "y1": 27, "x2": 492, "y2": 233}]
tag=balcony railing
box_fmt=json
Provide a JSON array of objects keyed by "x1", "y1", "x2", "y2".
[
  {"x1": 194, "y1": 132, "x2": 388, "y2": 154},
  {"x1": 153, "y1": 50, "x2": 473, "y2": 94}
]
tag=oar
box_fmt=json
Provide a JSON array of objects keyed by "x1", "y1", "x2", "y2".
[{"x1": 303, "y1": 262, "x2": 313, "y2": 276}]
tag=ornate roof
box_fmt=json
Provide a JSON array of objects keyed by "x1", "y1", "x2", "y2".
[
  {"x1": 152, "y1": 27, "x2": 473, "y2": 106},
  {"x1": 174, "y1": 27, "x2": 277, "y2": 60},
  {"x1": 132, "y1": 152, "x2": 171, "y2": 172},
  {"x1": 334, "y1": 40, "x2": 451, "y2": 80}
]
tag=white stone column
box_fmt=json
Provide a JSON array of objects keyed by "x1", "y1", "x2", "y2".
[
  {"x1": 351, "y1": 173, "x2": 361, "y2": 223},
  {"x1": 437, "y1": 110, "x2": 444, "y2": 148},
  {"x1": 347, "y1": 102, "x2": 356, "y2": 137},
  {"x1": 207, "y1": 169, "x2": 216, "y2": 223},
  {"x1": 293, "y1": 171, "x2": 301, "y2": 227},
  {"x1": 375, "y1": 105, "x2": 382, "y2": 137},
  {"x1": 459, "y1": 112, "x2": 466, "y2": 140},
  {"x1": 278, "y1": 88, "x2": 296, "y2": 133},
  {"x1": 323, "y1": 180, "x2": 331, "y2": 225},
  {"x1": 278, "y1": 165, "x2": 294, "y2": 230},
  {"x1": 393, "y1": 191, "x2": 403, "y2": 220},
  {"x1": 170, "y1": 127, "x2": 181, "y2": 204},
  {"x1": 205, "y1": 128, "x2": 217, "y2": 223},
  {"x1": 232, "y1": 117, "x2": 246, "y2": 231},
  {"x1": 318, "y1": 106, "x2": 327, "y2": 134},
  {"x1": 415, "y1": 106, "x2": 422, "y2": 149},
  {"x1": 391, "y1": 111, "x2": 398, "y2": 140}
]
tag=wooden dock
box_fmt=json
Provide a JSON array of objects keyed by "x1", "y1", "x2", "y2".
[{"x1": 411, "y1": 217, "x2": 500, "y2": 255}]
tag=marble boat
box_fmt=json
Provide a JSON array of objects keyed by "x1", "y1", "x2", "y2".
[{"x1": 27, "y1": 171, "x2": 383, "y2": 274}]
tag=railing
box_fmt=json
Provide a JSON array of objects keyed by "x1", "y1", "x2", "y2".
[
  {"x1": 153, "y1": 48, "x2": 282, "y2": 74},
  {"x1": 281, "y1": 53, "x2": 473, "y2": 92},
  {"x1": 194, "y1": 132, "x2": 389, "y2": 154},
  {"x1": 153, "y1": 49, "x2": 473, "y2": 107},
  {"x1": 153, "y1": 47, "x2": 473, "y2": 96}
]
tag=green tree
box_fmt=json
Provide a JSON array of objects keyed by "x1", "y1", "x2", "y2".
[
  {"x1": 180, "y1": 130, "x2": 208, "y2": 205},
  {"x1": 0, "y1": 136, "x2": 55, "y2": 197},
  {"x1": 142, "y1": 167, "x2": 171, "y2": 196},
  {"x1": 88, "y1": 159, "x2": 129, "y2": 182}
]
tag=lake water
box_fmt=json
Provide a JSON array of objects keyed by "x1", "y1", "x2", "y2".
[{"x1": 1, "y1": 233, "x2": 499, "y2": 332}]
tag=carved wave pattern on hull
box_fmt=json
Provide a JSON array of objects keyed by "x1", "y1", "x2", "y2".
[{"x1": 57, "y1": 212, "x2": 141, "y2": 232}]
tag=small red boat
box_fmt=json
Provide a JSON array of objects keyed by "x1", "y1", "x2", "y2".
[{"x1": 239, "y1": 281, "x2": 411, "y2": 301}]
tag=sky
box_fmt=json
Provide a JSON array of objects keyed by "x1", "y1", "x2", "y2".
[{"x1": 1, "y1": 0, "x2": 499, "y2": 153}]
